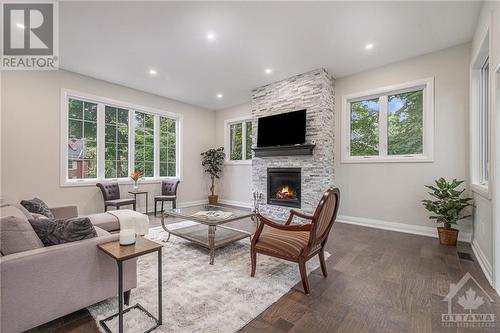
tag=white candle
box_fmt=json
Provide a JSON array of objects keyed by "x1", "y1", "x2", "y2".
[{"x1": 119, "y1": 229, "x2": 136, "y2": 245}]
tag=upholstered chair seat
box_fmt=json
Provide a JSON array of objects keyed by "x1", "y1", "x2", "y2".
[
  {"x1": 254, "y1": 229, "x2": 320, "y2": 258},
  {"x1": 251, "y1": 188, "x2": 340, "y2": 294}
]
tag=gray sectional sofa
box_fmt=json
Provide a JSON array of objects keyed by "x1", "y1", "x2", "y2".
[{"x1": 0, "y1": 202, "x2": 137, "y2": 333}]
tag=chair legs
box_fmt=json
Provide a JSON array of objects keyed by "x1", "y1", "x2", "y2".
[
  {"x1": 161, "y1": 201, "x2": 164, "y2": 213},
  {"x1": 133, "y1": 202, "x2": 136, "y2": 211},
  {"x1": 172, "y1": 199, "x2": 176, "y2": 209},
  {"x1": 319, "y1": 248, "x2": 328, "y2": 277},
  {"x1": 154, "y1": 201, "x2": 157, "y2": 216},
  {"x1": 124, "y1": 290, "x2": 131, "y2": 306},
  {"x1": 250, "y1": 248, "x2": 256, "y2": 277},
  {"x1": 298, "y1": 259, "x2": 310, "y2": 294}
]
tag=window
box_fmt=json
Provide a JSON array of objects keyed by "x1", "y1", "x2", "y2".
[
  {"x1": 342, "y1": 78, "x2": 434, "y2": 163},
  {"x1": 479, "y1": 57, "x2": 489, "y2": 185},
  {"x1": 159, "y1": 117, "x2": 177, "y2": 177},
  {"x1": 134, "y1": 111, "x2": 155, "y2": 177},
  {"x1": 62, "y1": 90, "x2": 181, "y2": 185},
  {"x1": 225, "y1": 118, "x2": 253, "y2": 163},
  {"x1": 105, "y1": 106, "x2": 129, "y2": 178},
  {"x1": 67, "y1": 98, "x2": 97, "y2": 179}
]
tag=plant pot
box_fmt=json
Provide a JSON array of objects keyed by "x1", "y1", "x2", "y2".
[
  {"x1": 208, "y1": 195, "x2": 218, "y2": 205},
  {"x1": 437, "y1": 227, "x2": 459, "y2": 246}
]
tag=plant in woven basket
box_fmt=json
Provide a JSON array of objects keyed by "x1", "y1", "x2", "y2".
[
  {"x1": 422, "y1": 178, "x2": 473, "y2": 245},
  {"x1": 200, "y1": 147, "x2": 225, "y2": 203}
]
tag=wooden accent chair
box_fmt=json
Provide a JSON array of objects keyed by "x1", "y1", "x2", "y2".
[
  {"x1": 154, "y1": 180, "x2": 180, "y2": 216},
  {"x1": 251, "y1": 188, "x2": 340, "y2": 294},
  {"x1": 96, "y1": 182, "x2": 136, "y2": 212}
]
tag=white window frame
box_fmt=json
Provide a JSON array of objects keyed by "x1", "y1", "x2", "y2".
[
  {"x1": 60, "y1": 89, "x2": 183, "y2": 186},
  {"x1": 470, "y1": 29, "x2": 491, "y2": 197},
  {"x1": 341, "y1": 77, "x2": 434, "y2": 163},
  {"x1": 224, "y1": 116, "x2": 253, "y2": 165}
]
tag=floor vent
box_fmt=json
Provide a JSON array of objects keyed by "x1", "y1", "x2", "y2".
[{"x1": 457, "y1": 251, "x2": 474, "y2": 261}]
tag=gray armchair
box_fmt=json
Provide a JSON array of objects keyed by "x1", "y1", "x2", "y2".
[
  {"x1": 154, "y1": 180, "x2": 180, "y2": 216},
  {"x1": 96, "y1": 181, "x2": 136, "y2": 212}
]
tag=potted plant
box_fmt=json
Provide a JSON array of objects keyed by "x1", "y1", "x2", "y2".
[
  {"x1": 422, "y1": 178, "x2": 473, "y2": 246},
  {"x1": 201, "y1": 147, "x2": 225, "y2": 205}
]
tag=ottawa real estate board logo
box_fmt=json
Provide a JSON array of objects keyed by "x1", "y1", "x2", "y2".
[{"x1": 1, "y1": 1, "x2": 58, "y2": 70}]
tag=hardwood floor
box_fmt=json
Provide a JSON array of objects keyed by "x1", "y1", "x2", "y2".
[{"x1": 27, "y1": 214, "x2": 499, "y2": 333}]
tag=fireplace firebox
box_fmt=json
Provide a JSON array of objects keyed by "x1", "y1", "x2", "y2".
[{"x1": 267, "y1": 168, "x2": 301, "y2": 208}]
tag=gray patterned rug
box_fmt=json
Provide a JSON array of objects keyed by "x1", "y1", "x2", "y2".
[{"x1": 88, "y1": 222, "x2": 328, "y2": 333}]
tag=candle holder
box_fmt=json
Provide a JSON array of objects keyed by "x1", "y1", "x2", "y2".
[{"x1": 119, "y1": 229, "x2": 136, "y2": 246}]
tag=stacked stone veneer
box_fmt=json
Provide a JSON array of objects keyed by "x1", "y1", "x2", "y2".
[{"x1": 251, "y1": 68, "x2": 335, "y2": 219}]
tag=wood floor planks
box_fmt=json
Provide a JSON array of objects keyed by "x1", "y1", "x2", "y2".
[{"x1": 27, "y1": 215, "x2": 500, "y2": 333}]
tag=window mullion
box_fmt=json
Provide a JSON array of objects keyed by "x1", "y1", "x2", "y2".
[
  {"x1": 379, "y1": 95, "x2": 388, "y2": 157},
  {"x1": 97, "y1": 103, "x2": 105, "y2": 180}
]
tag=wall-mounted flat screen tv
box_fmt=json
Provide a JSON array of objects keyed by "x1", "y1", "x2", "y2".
[{"x1": 257, "y1": 109, "x2": 306, "y2": 147}]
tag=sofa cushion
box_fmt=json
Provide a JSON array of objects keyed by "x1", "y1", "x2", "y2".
[
  {"x1": 0, "y1": 215, "x2": 44, "y2": 255},
  {"x1": 29, "y1": 217, "x2": 97, "y2": 246},
  {"x1": 20, "y1": 198, "x2": 54, "y2": 218},
  {"x1": 85, "y1": 213, "x2": 120, "y2": 232}
]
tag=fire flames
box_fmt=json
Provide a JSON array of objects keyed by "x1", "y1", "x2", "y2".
[{"x1": 276, "y1": 185, "x2": 296, "y2": 200}]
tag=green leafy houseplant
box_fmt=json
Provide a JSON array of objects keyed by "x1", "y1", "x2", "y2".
[
  {"x1": 422, "y1": 178, "x2": 473, "y2": 245},
  {"x1": 201, "y1": 147, "x2": 225, "y2": 204}
]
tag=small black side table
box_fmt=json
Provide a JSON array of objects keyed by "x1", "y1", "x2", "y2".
[
  {"x1": 97, "y1": 237, "x2": 162, "y2": 333},
  {"x1": 129, "y1": 190, "x2": 149, "y2": 214}
]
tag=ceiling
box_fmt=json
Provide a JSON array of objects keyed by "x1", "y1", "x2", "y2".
[{"x1": 59, "y1": 1, "x2": 482, "y2": 110}]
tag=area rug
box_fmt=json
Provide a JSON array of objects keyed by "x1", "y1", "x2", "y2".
[{"x1": 88, "y1": 222, "x2": 329, "y2": 333}]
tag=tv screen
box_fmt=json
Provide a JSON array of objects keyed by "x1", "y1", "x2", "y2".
[{"x1": 257, "y1": 109, "x2": 306, "y2": 147}]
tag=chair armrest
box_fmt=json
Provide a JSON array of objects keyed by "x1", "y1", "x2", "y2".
[
  {"x1": 259, "y1": 214, "x2": 312, "y2": 231},
  {"x1": 50, "y1": 205, "x2": 78, "y2": 219},
  {"x1": 285, "y1": 209, "x2": 315, "y2": 225}
]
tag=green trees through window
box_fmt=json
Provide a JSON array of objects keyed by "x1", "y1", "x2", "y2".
[
  {"x1": 134, "y1": 112, "x2": 155, "y2": 177},
  {"x1": 229, "y1": 120, "x2": 252, "y2": 161},
  {"x1": 67, "y1": 98, "x2": 97, "y2": 179},
  {"x1": 349, "y1": 88, "x2": 424, "y2": 158},
  {"x1": 66, "y1": 95, "x2": 179, "y2": 182}
]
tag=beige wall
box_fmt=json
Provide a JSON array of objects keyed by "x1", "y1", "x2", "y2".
[
  {"x1": 215, "y1": 102, "x2": 253, "y2": 206},
  {"x1": 335, "y1": 43, "x2": 471, "y2": 236},
  {"x1": 1, "y1": 70, "x2": 215, "y2": 215}
]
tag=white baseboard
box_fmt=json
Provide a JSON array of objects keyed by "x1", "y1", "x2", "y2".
[
  {"x1": 471, "y1": 239, "x2": 494, "y2": 285},
  {"x1": 336, "y1": 215, "x2": 472, "y2": 243},
  {"x1": 218, "y1": 199, "x2": 253, "y2": 209}
]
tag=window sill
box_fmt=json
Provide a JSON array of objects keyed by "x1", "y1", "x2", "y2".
[
  {"x1": 224, "y1": 160, "x2": 252, "y2": 166},
  {"x1": 61, "y1": 177, "x2": 181, "y2": 188},
  {"x1": 471, "y1": 183, "x2": 490, "y2": 199},
  {"x1": 341, "y1": 155, "x2": 433, "y2": 164}
]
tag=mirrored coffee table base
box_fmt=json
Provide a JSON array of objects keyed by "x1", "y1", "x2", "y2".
[{"x1": 161, "y1": 204, "x2": 257, "y2": 264}]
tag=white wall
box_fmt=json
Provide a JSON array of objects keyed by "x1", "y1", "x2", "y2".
[
  {"x1": 1, "y1": 70, "x2": 216, "y2": 214},
  {"x1": 335, "y1": 43, "x2": 472, "y2": 239},
  {"x1": 215, "y1": 102, "x2": 253, "y2": 207},
  {"x1": 469, "y1": 1, "x2": 500, "y2": 289}
]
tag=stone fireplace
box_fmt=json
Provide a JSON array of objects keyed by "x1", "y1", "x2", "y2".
[
  {"x1": 252, "y1": 68, "x2": 335, "y2": 219},
  {"x1": 267, "y1": 168, "x2": 301, "y2": 208}
]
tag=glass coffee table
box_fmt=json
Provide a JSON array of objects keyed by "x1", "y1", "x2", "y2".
[{"x1": 161, "y1": 204, "x2": 257, "y2": 264}]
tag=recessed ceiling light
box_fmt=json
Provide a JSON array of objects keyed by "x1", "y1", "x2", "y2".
[
  {"x1": 16, "y1": 23, "x2": 24, "y2": 29},
  {"x1": 365, "y1": 43, "x2": 374, "y2": 50},
  {"x1": 207, "y1": 32, "x2": 216, "y2": 40},
  {"x1": 265, "y1": 68, "x2": 273, "y2": 74},
  {"x1": 149, "y1": 69, "x2": 157, "y2": 76},
  {"x1": 216, "y1": 93, "x2": 223, "y2": 99}
]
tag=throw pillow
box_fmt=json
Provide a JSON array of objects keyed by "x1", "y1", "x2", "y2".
[
  {"x1": 0, "y1": 216, "x2": 44, "y2": 255},
  {"x1": 20, "y1": 198, "x2": 54, "y2": 218},
  {"x1": 29, "y1": 217, "x2": 97, "y2": 246}
]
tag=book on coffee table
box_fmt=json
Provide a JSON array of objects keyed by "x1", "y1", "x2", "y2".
[{"x1": 191, "y1": 210, "x2": 233, "y2": 220}]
